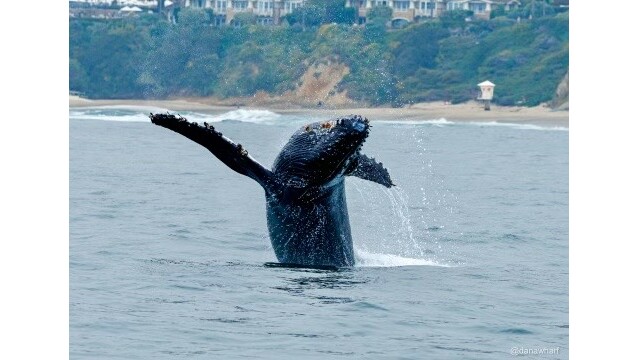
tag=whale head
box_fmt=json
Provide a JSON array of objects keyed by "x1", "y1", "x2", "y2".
[{"x1": 272, "y1": 115, "x2": 370, "y2": 189}]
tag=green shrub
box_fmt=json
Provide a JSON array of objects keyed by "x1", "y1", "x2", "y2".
[{"x1": 69, "y1": 10, "x2": 568, "y2": 106}]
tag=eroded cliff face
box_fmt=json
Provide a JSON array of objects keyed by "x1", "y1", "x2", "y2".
[
  {"x1": 287, "y1": 60, "x2": 355, "y2": 107},
  {"x1": 247, "y1": 59, "x2": 359, "y2": 108},
  {"x1": 551, "y1": 70, "x2": 569, "y2": 110}
]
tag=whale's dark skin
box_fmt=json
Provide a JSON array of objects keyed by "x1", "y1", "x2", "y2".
[{"x1": 150, "y1": 113, "x2": 394, "y2": 267}]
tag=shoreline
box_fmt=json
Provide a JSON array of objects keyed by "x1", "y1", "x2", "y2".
[{"x1": 69, "y1": 96, "x2": 569, "y2": 128}]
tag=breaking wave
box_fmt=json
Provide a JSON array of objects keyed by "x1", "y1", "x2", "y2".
[
  {"x1": 375, "y1": 118, "x2": 567, "y2": 131},
  {"x1": 463, "y1": 121, "x2": 568, "y2": 131},
  {"x1": 205, "y1": 109, "x2": 282, "y2": 124},
  {"x1": 69, "y1": 108, "x2": 158, "y2": 122},
  {"x1": 69, "y1": 107, "x2": 283, "y2": 125},
  {"x1": 376, "y1": 118, "x2": 452, "y2": 126}
]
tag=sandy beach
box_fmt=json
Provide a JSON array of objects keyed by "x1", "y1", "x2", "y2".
[{"x1": 70, "y1": 96, "x2": 568, "y2": 128}]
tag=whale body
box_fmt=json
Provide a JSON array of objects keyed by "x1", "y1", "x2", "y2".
[{"x1": 150, "y1": 114, "x2": 393, "y2": 267}]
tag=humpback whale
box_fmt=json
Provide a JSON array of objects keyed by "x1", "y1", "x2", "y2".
[{"x1": 150, "y1": 113, "x2": 394, "y2": 267}]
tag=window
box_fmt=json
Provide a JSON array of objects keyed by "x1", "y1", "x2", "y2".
[
  {"x1": 470, "y1": 3, "x2": 486, "y2": 13},
  {"x1": 394, "y1": 1, "x2": 409, "y2": 11},
  {"x1": 233, "y1": 1, "x2": 247, "y2": 10},
  {"x1": 420, "y1": 1, "x2": 436, "y2": 15},
  {"x1": 258, "y1": 1, "x2": 273, "y2": 11},
  {"x1": 257, "y1": 16, "x2": 270, "y2": 25},
  {"x1": 447, "y1": 2, "x2": 462, "y2": 11},
  {"x1": 285, "y1": 1, "x2": 303, "y2": 12},
  {"x1": 214, "y1": 16, "x2": 225, "y2": 26}
]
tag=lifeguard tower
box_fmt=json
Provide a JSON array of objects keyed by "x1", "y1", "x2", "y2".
[{"x1": 477, "y1": 80, "x2": 495, "y2": 111}]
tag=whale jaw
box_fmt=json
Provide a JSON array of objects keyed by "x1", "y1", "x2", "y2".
[{"x1": 272, "y1": 115, "x2": 370, "y2": 189}]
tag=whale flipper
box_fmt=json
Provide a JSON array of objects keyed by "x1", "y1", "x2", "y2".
[
  {"x1": 347, "y1": 153, "x2": 395, "y2": 188},
  {"x1": 150, "y1": 113, "x2": 276, "y2": 191}
]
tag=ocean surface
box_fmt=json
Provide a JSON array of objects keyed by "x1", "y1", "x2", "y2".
[{"x1": 70, "y1": 107, "x2": 568, "y2": 359}]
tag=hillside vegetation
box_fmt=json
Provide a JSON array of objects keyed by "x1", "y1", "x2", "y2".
[{"x1": 69, "y1": 7, "x2": 568, "y2": 107}]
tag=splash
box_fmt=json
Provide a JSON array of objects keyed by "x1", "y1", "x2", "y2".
[
  {"x1": 355, "y1": 249, "x2": 451, "y2": 267},
  {"x1": 347, "y1": 125, "x2": 463, "y2": 267}
]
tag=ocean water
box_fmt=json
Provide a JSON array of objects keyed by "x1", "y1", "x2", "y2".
[{"x1": 70, "y1": 107, "x2": 568, "y2": 359}]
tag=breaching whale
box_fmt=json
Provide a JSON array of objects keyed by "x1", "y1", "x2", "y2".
[{"x1": 150, "y1": 113, "x2": 394, "y2": 267}]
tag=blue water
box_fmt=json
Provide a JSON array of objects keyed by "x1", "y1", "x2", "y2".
[{"x1": 70, "y1": 108, "x2": 568, "y2": 359}]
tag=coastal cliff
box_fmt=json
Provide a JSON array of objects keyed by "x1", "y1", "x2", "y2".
[
  {"x1": 70, "y1": 9, "x2": 568, "y2": 108},
  {"x1": 551, "y1": 70, "x2": 569, "y2": 110}
]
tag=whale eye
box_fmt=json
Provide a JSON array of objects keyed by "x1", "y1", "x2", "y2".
[{"x1": 305, "y1": 125, "x2": 312, "y2": 132}]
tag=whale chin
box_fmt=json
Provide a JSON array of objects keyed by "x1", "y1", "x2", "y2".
[{"x1": 271, "y1": 115, "x2": 371, "y2": 188}]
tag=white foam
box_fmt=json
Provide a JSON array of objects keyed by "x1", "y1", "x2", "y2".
[
  {"x1": 206, "y1": 109, "x2": 282, "y2": 124},
  {"x1": 354, "y1": 249, "x2": 451, "y2": 268},
  {"x1": 86, "y1": 104, "x2": 172, "y2": 113},
  {"x1": 69, "y1": 107, "x2": 567, "y2": 132},
  {"x1": 377, "y1": 118, "x2": 452, "y2": 126},
  {"x1": 69, "y1": 110, "x2": 151, "y2": 123},
  {"x1": 464, "y1": 121, "x2": 569, "y2": 131},
  {"x1": 70, "y1": 108, "x2": 283, "y2": 125},
  {"x1": 375, "y1": 118, "x2": 567, "y2": 131}
]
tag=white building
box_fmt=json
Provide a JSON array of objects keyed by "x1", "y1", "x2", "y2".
[
  {"x1": 182, "y1": 0, "x2": 306, "y2": 25},
  {"x1": 347, "y1": 0, "x2": 518, "y2": 26}
]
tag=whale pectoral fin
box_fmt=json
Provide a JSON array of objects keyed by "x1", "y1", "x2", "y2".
[
  {"x1": 347, "y1": 153, "x2": 395, "y2": 188},
  {"x1": 150, "y1": 113, "x2": 276, "y2": 190}
]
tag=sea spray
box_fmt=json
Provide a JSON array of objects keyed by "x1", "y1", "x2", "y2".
[
  {"x1": 347, "y1": 124, "x2": 463, "y2": 266},
  {"x1": 411, "y1": 126, "x2": 462, "y2": 265},
  {"x1": 354, "y1": 249, "x2": 451, "y2": 268}
]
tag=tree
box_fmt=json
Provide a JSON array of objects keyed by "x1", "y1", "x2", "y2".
[
  {"x1": 392, "y1": 23, "x2": 449, "y2": 77},
  {"x1": 367, "y1": 5, "x2": 392, "y2": 25},
  {"x1": 439, "y1": 9, "x2": 473, "y2": 29},
  {"x1": 321, "y1": 0, "x2": 356, "y2": 24},
  {"x1": 69, "y1": 58, "x2": 89, "y2": 93},
  {"x1": 283, "y1": 1, "x2": 356, "y2": 27},
  {"x1": 139, "y1": 9, "x2": 221, "y2": 97},
  {"x1": 175, "y1": 7, "x2": 211, "y2": 25},
  {"x1": 509, "y1": 1, "x2": 556, "y2": 20},
  {"x1": 232, "y1": 12, "x2": 257, "y2": 27},
  {"x1": 363, "y1": 5, "x2": 392, "y2": 42},
  {"x1": 490, "y1": 5, "x2": 506, "y2": 19},
  {"x1": 283, "y1": 4, "x2": 324, "y2": 29}
]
